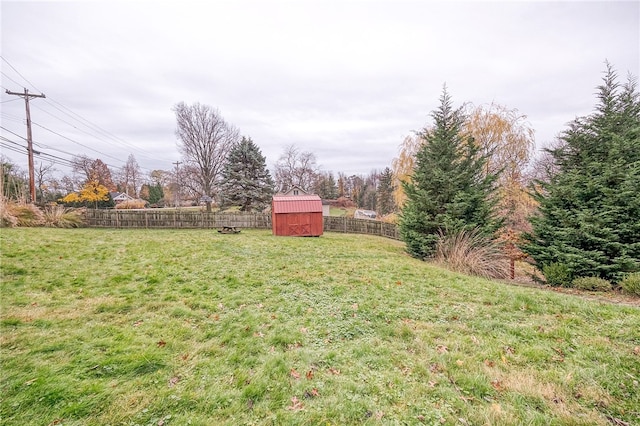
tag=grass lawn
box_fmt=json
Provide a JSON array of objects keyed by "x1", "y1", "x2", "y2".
[{"x1": 1, "y1": 228, "x2": 638, "y2": 425}]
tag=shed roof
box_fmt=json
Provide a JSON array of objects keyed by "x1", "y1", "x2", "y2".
[{"x1": 272, "y1": 195, "x2": 322, "y2": 213}]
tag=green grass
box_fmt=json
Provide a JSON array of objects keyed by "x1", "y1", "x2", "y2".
[{"x1": 1, "y1": 228, "x2": 639, "y2": 425}]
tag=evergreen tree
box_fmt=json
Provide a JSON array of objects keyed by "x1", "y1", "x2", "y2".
[
  {"x1": 523, "y1": 65, "x2": 640, "y2": 283},
  {"x1": 148, "y1": 184, "x2": 164, "y2": 205},
  {"x1": 399, "y1": 87, "x2": 501, "y2": 259},
  {"x1": 376, "y1": 167, "x2": 396, "y2": 216},
  {"x1": 219, "y1": 137, "x2": 275, "y2": 211},
  {"x1": 312, "y1": 172, "x2": 338, "y2": 199}
]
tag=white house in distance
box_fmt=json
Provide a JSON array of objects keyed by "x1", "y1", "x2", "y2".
[{"x1": 110, "y1": 192, "x2": 134, "y2": 205}]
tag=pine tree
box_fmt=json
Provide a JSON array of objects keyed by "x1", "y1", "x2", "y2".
[
  {"x1": 219, "y1": 137, "x2": 275, "y2": 211},
  {"x1": 522, "y1": 65, "x2": 640, "y2": 283},
  {"x1": 376, "y1": 167, "x2": 396, "y2": 216},
  {"x1": 399, "y1": 87, "x2": 501, "y2": 259}
]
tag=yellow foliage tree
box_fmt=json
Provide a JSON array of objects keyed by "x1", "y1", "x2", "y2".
[
  {"x1": 464, "y1": 103, "x2": 537, "y2": 275},
  {"x1": 391, "y1": 134, "x2": 423, "y2": 208},
  {"x1": 61, "y1": 179, "x2": 110, "y2": 208}
]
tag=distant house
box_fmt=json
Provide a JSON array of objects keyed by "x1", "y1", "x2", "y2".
[
  {"x1": 354, "y1": 209, "x2": 377, "y2": 220},
  {"x1": 272, "y1": 194, "x2": 323, "y2": 237},
  {"x1": 110, "y1": 192, "x2": 134, "y2": 205},
  {"x1": 276, "y1": 185, "x2": 308, "y2": 197}
]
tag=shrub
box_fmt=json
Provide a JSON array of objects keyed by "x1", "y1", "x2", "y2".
[
  {"x1": 542, "y1": 263, "x2": 572, "y2": 287},
  {"x1": 571, "y1": 276, "x2": 612, "y2": 292},
  {"x1": 0, "y1": 197, "x2": 18, "y2": 227},
  {"x1": 434, "y1": 229, "x2": 509, "y2": 279},
  {"x1": 115, "y1": 199, "x2": 146, "y2": 209},
  {"x1": 42, "y1": 205, "x2": 85, "y2": 228},
  {"x1": 620, "y1": 273, "x2": 640, "y2": 297},
  {"x1": 4, "y1": 202, "x2": 44, "y2": 227}
]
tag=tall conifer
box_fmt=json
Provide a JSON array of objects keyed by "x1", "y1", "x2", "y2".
[
  {"x1": 399, "y1": 87, "x2": 501, "y2": 259},
  {"x1": 219, "y1": 137, "x2": 275, "y2": 211},
  {"x1": 523, "y1": 65, "x2": 640, "y2": 282}
]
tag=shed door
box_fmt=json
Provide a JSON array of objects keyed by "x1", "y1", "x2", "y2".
[{"x1": 287, "y1": 214, "x2": 311, "y2": 236}]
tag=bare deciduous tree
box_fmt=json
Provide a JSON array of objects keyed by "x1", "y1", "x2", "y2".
[
  {"x1": 117, "y1": 154, "x2": 142, "y2": 197},
  {"x1": 174, "y1": 102, "x2": 239, "y2": 199},
  {"x1": 274, "y1": 144, "x2": 318, "y2": 192},
  {"x1": 71, "y1": 155, "x2": 115, "y2": 191},
  {"x1": 34, "y1": 161, "x2": 56, "y2": 202}
]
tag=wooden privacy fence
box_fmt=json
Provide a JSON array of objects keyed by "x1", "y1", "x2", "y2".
[
  {"x1": 84, "y1": 210, "x2": 400, "y2": 240},
  {"x1": 85, "y1": 210, "x2": 271, "y2": 230},
  {"x1": 323, "y1": 216, "x2": 400, "y2": 240}
]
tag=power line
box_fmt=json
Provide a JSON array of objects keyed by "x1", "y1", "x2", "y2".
[
  {"x1": 0, "y1": 71, "x2": 24, "y2": 89},
  {"x1": 1, "y1": 56, "x2": 41, "y2": 92},
  {"x1": 31, "y1": 121, "x2": 124, "y2": 164},
  {"x1": 0, "y1": 125, "x2": 28, "y2": 141},
  {"x1": 1, "y1": 98, "x2": 22, "y2": 104},
  {"x1": 2, "y1": 56, "x2": 176, "y2": 173},
  {"x1": 30, "y1": 102, "x2": 167, "y2": 167},
  {"x1": 5, "y1": 88, "x2": 46, "y2": 202}
]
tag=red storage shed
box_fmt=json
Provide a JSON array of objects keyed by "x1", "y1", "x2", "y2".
[{"x1": 271, "y1": 195, "x2": 323, "y2": 237}]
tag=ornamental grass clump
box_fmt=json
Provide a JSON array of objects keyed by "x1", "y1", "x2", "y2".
[
  {"x1": 434, "y1": 229, "x2": 509, "y2": 279},
  {"x1": 1, "y1": 201, "x2": 44, "y2": 227},
  {"x1": 620, "y1": 272, "x2": 640, "y2": 297},
  {"x1": 42, "y1": 205, "x2": 84, "y2": 228},
  {"x1": 115, "y1": 199, "x2": 146, "y2": 209},
  {"x1": 571, "y1": 276, "x2": 612, "y2": 292}
]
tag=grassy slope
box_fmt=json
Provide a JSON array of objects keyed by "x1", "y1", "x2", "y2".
[{"x1": 0, "y1": 228, "x2": 638, "y2": 426}]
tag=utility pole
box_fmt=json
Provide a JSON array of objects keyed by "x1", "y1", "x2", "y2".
[
  {"x1": 5, "y1": 88, "x2": 46, "y2": 203},
  {"x1": 173, "y1": 161, "x2": 181, "y2": 208}
]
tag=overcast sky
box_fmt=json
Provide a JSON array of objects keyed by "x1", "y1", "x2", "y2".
[{"x1": 1, "y1": 0, "x2": 638, "y2": 179}]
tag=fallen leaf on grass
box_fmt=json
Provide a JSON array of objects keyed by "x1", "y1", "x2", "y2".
[
  {"x1": 456, "y1": 360, "x2": 464, "y2": 366},
  {"x1": 253, "y1": 332, "x2": 265, "y2": 338},
  {"x1": 290, "y1": 369, "x2": 301, "y2": 379},
  {"x1": 300, "y1": 327, "x2": 308, "y2": 334},
  {"x1": 168, "y1": 376, "x2": 180, "y2": 387},
  {"x1": 157, "y1": 340, "x2": 166, "y2": 347},
  {"x1": 351, "y1": 303, "x2": 359, "y2": 310},
  {"x1": 306, "y1": 370, "x2": 314, "y2": 380},
  {"x1": 286, "y1": 396, "x2": 304, "y2": 411},
  {"x1": 504, "y1": 346, "x2": 515, "y2": 355},
  {"x1": 47, "y1": 419, "x2": 63, "y2": 426},
  {"x1": 304, "y1": 388, "x2": 320, "y2": 398},
  {"x1": 491, "y1": 379, "x2": 505, "y2": 391},
  {"x1": 484, "y1": 359, "x2": 496, "y2": 367},
  {"x1": 328, "y1": 368, "x2": 341, "y2": 375},
  {"x1": 133, "y1": 320, "x2": 143, "y2": 327},
  {"x1": 633, "y1": 346, "x2": 640, "y2": 356},
  {"x1": 436, "y1": 345, "x2": 448, "y2": 354},
  {"x1": 181, "y1": 353, "x2": 189, "y2": 361},
  {"x1": 429, "y1": 363, "x2": 443, "y2": 373}
]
